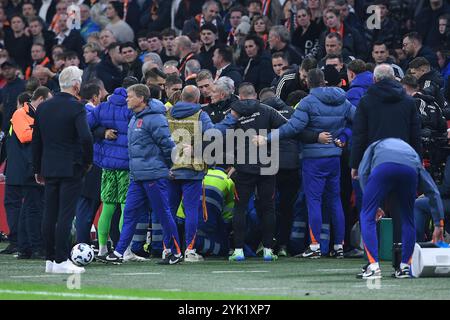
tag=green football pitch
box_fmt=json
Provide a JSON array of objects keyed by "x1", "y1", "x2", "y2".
[{"x1": 1, "y1": 244, "x2": 450, "y2": 300}]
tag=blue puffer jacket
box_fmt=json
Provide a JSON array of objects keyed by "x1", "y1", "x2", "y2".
[
  {"x1": 88, "y1": 88, "x2": 132, "y2": 170},
  {"x1": 346, "y1": 71, "x2": 373, "y2": 107},
  {"x1": 274, "y1": 87, "x2": 355, "y2": 159},
  {"x1": 128, "y1": 99, "x2": 175, "y2": 181}
]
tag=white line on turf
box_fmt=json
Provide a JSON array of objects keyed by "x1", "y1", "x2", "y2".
[
  {"x1": 10, "y1": 275, "x2": 60, "y2": 278},
  {"x1": 110, "y1": 272, "x2": 162, "y2": 276},
  {"x1": 211, "y1": 270, "x2": 269, "y2": 274},
  {"x1": 316, "y1": 269, "x2": 355, "y2": 272},
  {"x1": 0, "y1": 289, "x2": 162, "y2": 300}
]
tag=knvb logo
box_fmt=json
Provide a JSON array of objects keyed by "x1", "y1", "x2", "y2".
[
  {"x1": 67, "y1": 273, "x2": 81, "y2": 290},
  {"x1": 366, "y1": 5, "x2": 381, "y2": 30}
]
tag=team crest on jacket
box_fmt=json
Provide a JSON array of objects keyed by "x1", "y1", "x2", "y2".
[{"x1": 137, "y1": 119, "x2": 143, "y2": 128}]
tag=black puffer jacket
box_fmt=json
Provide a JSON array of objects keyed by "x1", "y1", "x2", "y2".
[
  {"x1": 230, "y1": 99, "x2": 287, "y2": 175},
  {"x1": 350, "y1": 79, "x2": 421, "y2": 169}
]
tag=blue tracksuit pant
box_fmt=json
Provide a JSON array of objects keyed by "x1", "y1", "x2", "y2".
[
  {"x1": 167, "y1": 179, "x2": 202, "y2": 250},
  {"x1": 115, "y1": 179, "x2": 181, "y2": 255},
  {"x1": 302, "y1": 157, "x2": 345, "y2": 247},
  {"x1": 360, "y1": 162, "x2": 417, "y2": 264}
]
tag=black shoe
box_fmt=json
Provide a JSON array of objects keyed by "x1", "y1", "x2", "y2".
[
  {"x1": 356, "y1": 263, "x2": 370, "y2": 279},
  {"x1": 157, "y1": 253, "x2": 182, "y2": 265},
  {"x1": 98, "y1": 252, "x2": 123, "y2": 264},
  {"x1": 331, "y1": 247, "x2": 344, "y2": 259},
  {"x1": 301, "y1": 247, "x2": 321, "y2": 259},
  {"x1": 392, "y1": 266, "x2": 411, "y2": 279},
  {"x1": 16, "y1": 251, "x2": 31, "y2": 259},
  {"x1": 0, "y1": 244, "x2": 18, "y2": 255},
  {"x1": 30, "y1": 251, "x2": 46, "y2": 260}
]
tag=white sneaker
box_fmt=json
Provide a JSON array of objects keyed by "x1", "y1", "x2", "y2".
[
  {"x1": 184, "y1": 249, "x2": 204, "y2": 262},
  {"x1": 45, "y1": 260, "x2": 54, "y2": 273},
  {"x1": 162, "y1": 249, "x2": 171, "y2": 260},
  {"x1": 123, "y1": 248, "x2": 148, "y2": 262},
  {"x1": 52, "y1": 260, "x2": 85, "y2": 274}
]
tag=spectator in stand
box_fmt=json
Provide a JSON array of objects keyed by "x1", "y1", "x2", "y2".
[
  {"x1": 271, "y1": 52, "x2": 290, "y2": 87},
  {"x1": 96, "y1": 42, "x2": 125, "y2": 93},
  {"x1": 64, "y1": 51, "x2": 81, "y2": 68},
  {"x1": 174, "y1": 0, "x2": 205, "y2": 31},
  {"x1": 212, "y1": 46, "x2": 242, "y2": 88},
  {"x1": 408, "y1": 57, "x2": 447, "y2": 109},
  {"x1": 241, "y1": 34, "x2": 275, "y2": 93},
  {"x1": 22, "y1": 2, "x2": 37, "y2": 23},
  {"x1": 28, "y1": 17, "x2": 55, "y2": 57},
  {"x1": 4, "y1": 14, "x2": 32, "y2": 72},
  {"x1": 372, "y1": 41, "x2": 405, "y2": 79},
  {"x1": 269, "y1": 25, "x2": 304, "y2": 66},
  {"x1": 105, "y1": 1, "x2": 135, "y2": 44},
  {"x1": 99, "y1": 29, "x2": 117, "y2": 52},
  {"x1": 121, "y1": 42, "x2": 143, "y2": 81},
  {"x1": 79, "y1": 4, "x2": 101, "y2": 42},
  {"x1": 55, "y1": 14, "x2": 85, "y2": 60},
  {"x1": 164, "y1": 75, "x2": 183, "y2": 109},
  {"x1": 147, "y1": 32, "x2": 171, "y2": 64},
  {"x1": 174, "y1": 35, "x2": 196, "y2": 81},
  {"x1": 364, "y1": 0, "x2": 399, "y2": 50},
  {"x1": 291, "y1": 5, "x2": 322, "y2": 59},
  {"x1": 196, "y1": 69, "x2": 215, "y2": 106},
  {"x1": 319, "y1": 8, "x2": 367, "y2": 61},
  {"x1": 24, "y1": 43, "x2": 52, "y2": 80},
  {"x1": 334, "y1": 0, "x2": 362, "y2": 31},
  {"x1": 246, "y1": 0, "x2": 262, "y2": 19},
  {"x1": 161, "y1": 28, "x2": 178, "y2": 62},
  {"x1": 415, "y1": 0, "x2": 450, "y2": 49},
  {"x1": 82, "y1": 42, "x2": 102, "y2": 83},
  {"x1": 318, "y1": 32, "x2": 355, "y2": 68},
  {"x1": 185, "y1": 59, "x2": 201, "y2": 86},
  {"x1": 226, "y1": 6, "x2": 244, "y2": 46},
  {"x1": 182, "y1": 0, "x2": 226, "y2": 43},
  {"x1": 32, "y1": 65, "x2": 60, "y2": 92},
  {"x1": 276, "y1": 56, "x2": 317, "y2": 102},
  {"x1": 140, "y1": 0, "x2": 172, "y2": 32},
  {"x1": 197, "y1": 23, "x2": 220, "y2": 75},
  {"x1": 250, "y1": 15, "x2": 272, "y2": 48},
  {"x1": 402, "y1": 32, "x2": 439, "y2": 71}
]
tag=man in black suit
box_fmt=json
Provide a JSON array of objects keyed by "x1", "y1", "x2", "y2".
[
  {"x1": 212, "y1": 46, "x2": 242, "y2": 89},
  {"x1": 32, "y1": 66, "x2": 93, "y2": 274}
]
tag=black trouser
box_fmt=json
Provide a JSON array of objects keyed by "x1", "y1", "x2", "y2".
[
  {"x1": 233, "y1": 171, "x2": 276, "y2": 249},
  {"x1": 4, "y1": 184, "x2": 23, "y2": 247},
  {"x1": 340, "y1": 149, "x2": 355, "y2": 250},
  {"x1": 43, "y1": 172, "x2": 83, "y2": 263},
  {"x1": 276, "y1": 168, "x2": 300, "y2": 247},
  {"x1": 18, "y1": 186, "x2": 45, "y2": 253}
]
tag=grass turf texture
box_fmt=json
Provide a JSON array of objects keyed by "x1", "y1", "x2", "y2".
[{"x1": 1, "y1": 244, "x2": 450, "y2": 300}]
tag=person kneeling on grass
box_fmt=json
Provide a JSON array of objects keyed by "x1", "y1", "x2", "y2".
[{"x1": 98, "y1": 84, "x2": 183, "y2": 265}]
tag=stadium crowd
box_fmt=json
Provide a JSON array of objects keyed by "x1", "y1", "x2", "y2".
[{"x1": 0, "y1": 0, "x2": 449, "y2": 279}]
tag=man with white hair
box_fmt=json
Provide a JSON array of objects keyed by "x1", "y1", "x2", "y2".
[
  {"x1": 203, "y1": 76, "x2": 238, "y2": 123},
  {"x1": 350, "y1": 64, "x2": 421, "y2": 277},
  {"x1": 32, "y1": 66, "x2": 93, "y2": 274},
  {"x1": 350, "y1": 64, "x2": 422, "y2": 176}
]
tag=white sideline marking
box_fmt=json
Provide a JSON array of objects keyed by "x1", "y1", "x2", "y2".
[
  {"x1": 212, "y1": 270, "x2": 269, "y2": 274},
  {"x1": 317, "y1": 269, "x2": 354, "y2": 272},
  {"x1": 0, "y1": 289, "x2": 162, "y2": 300},
  {"x1": 110, "y1": 272, "x2": 162, "y2": 276},
  {"x1": 11, "y1": 275, "x2": 58, "y2": 278}
]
